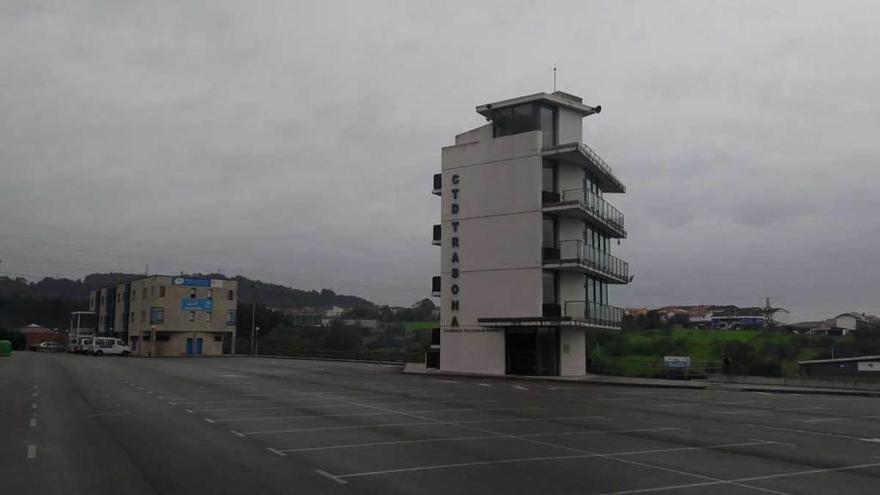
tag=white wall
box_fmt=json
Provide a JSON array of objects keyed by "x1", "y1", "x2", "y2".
[
  {"x1": 558, "y1": 272, "x2": 585, "y2": 315},
  {"x1": 559, "y1": 327, "x2": 586, "y2": 376},
  {"x1": 557, "y1": 108, "x2": 583, "y2": 145},
  {"x1": 440, "y1": 329, "x2": 506, "y2": 375}
]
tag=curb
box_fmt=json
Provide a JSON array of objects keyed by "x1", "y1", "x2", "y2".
[
  {"x1": 236, "y1": 354, "x2": 405, "y2": 367},
  {"x1": 401, "y1": 366, "x2": 707, "y2": 390}
]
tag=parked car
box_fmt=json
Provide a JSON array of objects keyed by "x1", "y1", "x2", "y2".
[
  {"x1": 69, "y1": 336, "x2": 93, "y2": 354},
  {"x1": 38, "y1": 341, "x2": 65, "y2": 352},
  {"x1": 91, "y1": 337, "x2": 131, "y2": 356}
]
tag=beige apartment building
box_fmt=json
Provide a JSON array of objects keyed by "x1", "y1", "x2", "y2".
[{"x1": 90, "y1": 275, "x2": 238, "y2": 356}]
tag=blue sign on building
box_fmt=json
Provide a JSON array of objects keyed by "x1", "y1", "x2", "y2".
[
  {"x1": 172, "y1": 277, "x2": 212, "y2": 287},
  {"x1": 181, "y1": 298, "x2": 214, "y2": 311}
]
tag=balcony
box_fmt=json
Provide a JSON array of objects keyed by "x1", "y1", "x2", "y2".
[
  {"x1": 431, "y1": 276, "x2": 441, "y2": 297},
  {"x1": 543, "y1": 188, "x2": 626, "y2": 239},
  {"x1": 542, "y1": 142, "x2": 625, "y2": 193},
  {"x1": 432, "y1": 224, "x2": 441, "y2": 246},
  {"x1": 543, "y1": 239, "x2": 630, "y2": 284},
  {"x1": 563, "y1": 301, "x2": 623, "y2": 329},
  {"x1": 432, "y1": 173, "x2": 441, "y2": 195}
]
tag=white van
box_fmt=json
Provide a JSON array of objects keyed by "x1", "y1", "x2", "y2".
[{"x1": 91, "y1": 337, "x2": 131, "y2": 356}]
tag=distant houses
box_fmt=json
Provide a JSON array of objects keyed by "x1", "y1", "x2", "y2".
[{"x1": 789, "y1": 313, "x2": 880, "y2": 337}]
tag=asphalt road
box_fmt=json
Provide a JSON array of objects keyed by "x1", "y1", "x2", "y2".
[{"x1": 2, "y1": 352, "x2": 880, "y2": 494}]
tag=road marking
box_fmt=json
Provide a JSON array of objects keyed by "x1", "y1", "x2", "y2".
[
  {"x1": 335, "y1": 441, "x2": 785, "y2": 480},
  {"x1": 211, "y1": 406, "x2": 544, "y2": 423},
  {"x1": 513, "y1": 385, "x2": 528, "y2": 391},
  {"x1": 315, "y1": 469, "x2": 348, "y2": 485},
  {"x1": 279, "y1": 427, "x2": 688, "y2": 453},
  {"x1": 799, "y1": 417, "x2": 847, "y2": 423},
  {"x1": 230, "y1": 430, "x2": 246, "y2": 438},
  {"x1": 435, "y1": 380, "x2": 461, "y2": 384},
  {"x1": 146, "y1": 391, "x2": 153, "y2": 395},
  {"x1": 204, "y1": 418, "x2": 216, "y2": 424},
  {"x1": 32, "y1": 392, "x2": 38, "y2": 397},
  {"x1": 156, "y1": 396, "x2": 165, "y2": 399},
  {"x1": 320, "y1": 397, "x2": 784, "y2": 494},
  {"x1": 27, "y1": 445, "x2": 37, "y2": 459},
  {"x1": 196, "y1": 398, "x2": 490, "y2": 412},
  {"x1": 184, "y1": 409, "x2": 194, "y2": 414},
  {"x1": 31, "y1": 403, "x2": 37, "y2": 409},
  {"x1": 477, "y1": 383, "x2": 491, "y2": 387},
  {"x1": 745, "y1": 423, "x2": 880, "y2": 442},
  {"x1": 168, "y1": 402, "x2": 177, "y2": 405},
  {"x1": 30, "y1": 418, "x2": 37, "y2": 427},
  {"x1": 601, "y1": 461, "x2": 880, "y2": 494},
  {"x1": 241, "y1": 416, "x2": 612, "y2": 436},
  {"x1": 266, "y1": 447, "x2": 286, "y2": 457}
]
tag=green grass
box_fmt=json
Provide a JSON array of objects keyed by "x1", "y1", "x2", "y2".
[
  {"x1": 592, "y1": 328, "x2": 828, "y2": 378},
  {"x1": 403, "y1": 321, "x2": 439, "y2": 332}
]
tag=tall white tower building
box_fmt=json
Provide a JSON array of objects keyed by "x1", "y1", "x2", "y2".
[{"x1": 431, "y1": 91, "x2": 629, "y2": 376}]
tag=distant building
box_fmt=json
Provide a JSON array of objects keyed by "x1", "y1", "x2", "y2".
[
  {"x1": 90, "y1": 275, "x2": 238, "y2": 356},
  {"x1": 340, "y1": 319, "x2": 379, "y2": 329},
  {"x1": 790, "y1": 313, "x2": 880, "y2": 337},
  {"x1": 323, "y1": 306, "x2": 347, "y2": 318},
  {"x1": 277, "y1": 308, "x2": 324, "y2": 327},
  {"x1": 18, "y1": 324, "x2": 59, "y2": 350}
]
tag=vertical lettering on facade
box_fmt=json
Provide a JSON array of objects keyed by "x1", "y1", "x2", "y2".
[{"x1": 450, "y1": 174, "x2": 461, "y2": 327}]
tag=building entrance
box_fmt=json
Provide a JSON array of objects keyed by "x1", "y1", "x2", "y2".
[{"x1": 505, "y1": 327, "x2": 559, "y2": 376}]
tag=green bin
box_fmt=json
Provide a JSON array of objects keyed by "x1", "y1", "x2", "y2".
[{"x1": 0, "y1": 340, "x2": 11, "y2": 357}]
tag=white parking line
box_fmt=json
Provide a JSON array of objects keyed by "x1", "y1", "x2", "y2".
[
  {"x1": 27, "y1": 445, "x2": 37, "y2": 459},
  {"x1": 478, "y1": 383, "x2": 491, "y2": 387},
  {"x1": 230, "y1": 430, "x2": 246, "y2": 438},
  {"x1": 315, "y1": 469, "x2": 348, "y2": 485},
  {"x1": 266, "y1": 447, "x2": 286, "y2": 457},
  {"x1": 31, "y1": 403, "x2": 37, "y2": 409},
  {"x1": 513, "y1": 385, "x2": 528, "y2": 391},
  {"x1": 332, "y1": 440, "x2": 787, "y2": 481},
  {"x1": 196, "y1": 397, "x2": 485, "y2": 413},
  {"x1": 602, "y1": 461, "x2": 880, "y2": 494},
  {"x1": 279, "y1": 427, "x2": 688, "y2": 453},
  {"x1": 745, "y1": 423, "x2": 880, "y2": 442},
  {"x1": 30, "y1": 418, "x2": 37, "y2": 427},
  {"x1": 242, "y1": 416, "x2": 611, "y2": 436},
  {"x1": 211, "y1": 406, "x2": 544, "y2": 423},
  {"x1": 204, "y1": 418, "x2": 216, "y2": 424}
]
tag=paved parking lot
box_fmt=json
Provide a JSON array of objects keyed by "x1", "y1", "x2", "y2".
[{"x1": 3, "y1": 353, "x2": 880, "y2": 494}]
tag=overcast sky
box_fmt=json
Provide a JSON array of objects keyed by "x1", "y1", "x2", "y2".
[{"x1": 2, "y1": 1, "x2": 880, "y2": 319}]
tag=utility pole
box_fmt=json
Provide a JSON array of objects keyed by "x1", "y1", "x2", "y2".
[{"x1": 250, "y1": 283, "x2": 257, "y2": 355}]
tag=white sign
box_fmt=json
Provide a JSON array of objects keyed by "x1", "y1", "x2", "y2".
[
  {"x1": 857, "y1": 361, "x2": 880, "y2": 372},
  {"x1": 210, "y1": 279, "x2": 224, "y2": 288},
  {"x1": 664, "y1": 356, "x2": 691, "y2": 369}
]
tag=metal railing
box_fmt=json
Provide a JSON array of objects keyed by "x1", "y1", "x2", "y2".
[
  {"x1": 563, "y1": 301, "x2": 623, "y2": 327},
  {"x1": 578, "y1": 142, "x2": 618, "y2": 183},
  {"x1": 547, "y1": 239, "x2": 629, "y2": 282},
  {"x1": 554, "y1": 188, "x2": 625, "y2": 232}
]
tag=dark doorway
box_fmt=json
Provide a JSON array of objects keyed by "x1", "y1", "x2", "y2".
[{"x1": 506, "y1": 327, "x2": 560, "y2": 376}]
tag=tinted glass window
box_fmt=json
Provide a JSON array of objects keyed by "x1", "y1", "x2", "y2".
[
  {"x1": 540, "y1": 105, "x2": 556, "y2": 146},
  {"x1": 493, "y1": 104, "x2": 539, "y2": 138},
  {"x1": 542, "y1": 161, "x2": 556, "y2": 193},
  {"x1": 543, "y1": 217, "x2": 556, "y2": 247},
  {"x1": 542, "y1": 271, "x2": 557, "y2": 304}
]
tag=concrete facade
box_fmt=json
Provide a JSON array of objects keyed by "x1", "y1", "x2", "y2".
[
  {"x1": 432, "y1": 91, "x2": 629, "y2": 377},
  {"x1": 91, "y1": 275, "x2": 238, "y2": 356}
]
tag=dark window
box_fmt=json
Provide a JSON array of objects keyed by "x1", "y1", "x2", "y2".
[
  {"x1": 227, "y1": 289, "x2": 234, "y2": 301},
  {"x1": 190, "y1": 288, "x2": 197, "y2": 299},
  {"x1": 156, "y1": 333, "x2": 170, "y2": 342},
  {"x1": 140, "y1": 310, "x2": 145, "y2": 323},
  {"x1": 542, "y1": 271, "x2": 558, "y2": 305},
  {"x1": 159, "y1": 286, "x2": 165, "y2": 298},
  {"x1": 542, "y1": 216, "x2": 557, "y2": 248},
  {"x1": 542, "y1": 160, "x2": 557, "y2": 193},
  {"x1": 510, "y1": 103, "x2": 537, "y2": 134},
  {"x1": 226, "y1": 310, "x2": 237, "y2": 325},
  {"x1": 213, "y1": 335, "x2": 223, "y2": 342},
  {"x1": 492, "y1": 107, "x2": 514, "y2": 137},
  {"x1": 150, "y1": 307, "x2": 164, "y2": 324},
  {"x1": 540, "y1": 104, "x2": 557, "y2": 146}
]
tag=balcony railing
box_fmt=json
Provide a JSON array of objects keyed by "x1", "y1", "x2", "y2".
[
  {"x1": 577, "y1": 142, "x2": 617, "y2": 181},
  {"x1": 544, "y1": 239, "x2": 629, "y2": 283},
  {"x1": 544, "y1": 188, "x2": 625, "y2": 233},
  {"x1": 432, "y1": 173, "x2": 442, "y2": 195},
  {"x1": 563, "y1": 301, "x2": 623, "y2": 328},
  {"x1": 432, "y1": 224, "x2": 441, "y2": 245}
]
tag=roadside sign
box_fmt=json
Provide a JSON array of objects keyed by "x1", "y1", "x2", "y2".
[
  {"x1": 181, "y1": 298, "x2": 214, "y2": 311},
  {"x1": 857, "y1": 361, "x2": 880, "y2": 372},
  {"x1": 664, "y1": 356, "x2": 691, "y2": 369}
]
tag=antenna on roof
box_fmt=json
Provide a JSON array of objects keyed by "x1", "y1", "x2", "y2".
[{"x1": 553, "y1": 66, "x2": 557, "y2": 92}]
